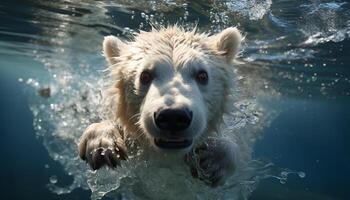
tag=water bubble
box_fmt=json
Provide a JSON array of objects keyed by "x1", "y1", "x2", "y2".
[
  {"x1": 26, "y1": 78, "x2": 33, "y2": 84},
  {"x1": 18, "y1": 78, "x2": 23, "y2": 82},
  {"x1": 184, "y1": 11, "x2": 189, "y2": 20},
  {"x1": 139, "y1": 22, "x2": 144, "y2": 29},
  {"x1": 50, "y1": 175, "x2": 58, "y2": 184},
  {"x1": 141, "y1": 12, "x2": 146, "y2": 18},
  {"x1": 279, "y1": 178, "x2": 286, "y2": 184},
  {"x1": 280, "y1": 171, "x2": 288, "y2": 178},
  {"x1": 298, "y1": 171, "x2": 306, "y2": 178},
  {"x1": 97, "y1": 191, "x2": 107, "y2": 198}
]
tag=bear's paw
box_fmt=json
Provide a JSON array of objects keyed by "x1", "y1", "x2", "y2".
[
  {"x1": 79, "y1": 122, "x2": 127, "y2": 170},
  {"x1": 186, "y1": 138, "x2": 238, "y2": 187}
]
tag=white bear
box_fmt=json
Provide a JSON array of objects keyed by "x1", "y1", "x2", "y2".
[{"x1": 78, "y1": 26, "x2": 243, "y2": 188}]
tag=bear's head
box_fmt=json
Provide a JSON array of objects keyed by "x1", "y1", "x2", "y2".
[{"x1": 103, "y1": 26, "x2": 241, "y2": 152}]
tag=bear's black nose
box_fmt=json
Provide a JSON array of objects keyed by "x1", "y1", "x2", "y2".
[{"x1": 154, "y1": 108, "x2": 193, "y2": 132}]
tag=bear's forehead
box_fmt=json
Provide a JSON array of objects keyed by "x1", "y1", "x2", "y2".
[{"x1": 130, "y1": 28, "x2": 210, "y2": 68}]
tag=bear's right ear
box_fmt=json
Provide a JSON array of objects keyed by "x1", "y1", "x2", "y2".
[
  {"x1": 103, "y1": 35, "x2": 126, "y2": 65},
  {"x1": 209, "y1": 27, "x2": 242, "y2": 63}
]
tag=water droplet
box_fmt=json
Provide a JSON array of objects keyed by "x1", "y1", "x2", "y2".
[
  {"x1": 280, "y1": 171, "x2": 288, "y2": 178},
  {"x1": 279, "y1": 178, "x2": 286, "y2": 184},
  {"x1": 298, "y1": 171, "x2": 306, "y2": 178},
  {"x1": 141, "y1": 12, "x2": 146, "y2": 18},
  {"x1": 50, "y1": 175, "x2": 58, "y2": 184}
]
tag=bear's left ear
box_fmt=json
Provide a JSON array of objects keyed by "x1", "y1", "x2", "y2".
[
  {"x1": 209, "y1": 27, "x2": 242, "y2": 63},
  {"x1": 103, "y1": 35, "x2": 127, "y2": 65}
]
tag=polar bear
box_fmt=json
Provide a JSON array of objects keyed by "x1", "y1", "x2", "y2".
[{"x1": 79, "y1": 26, "x2": 242, "y2": 187}]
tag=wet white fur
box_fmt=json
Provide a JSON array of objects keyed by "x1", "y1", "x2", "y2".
[{"x1": 79, "y1": 26, "x2": 243, "y2": 187}]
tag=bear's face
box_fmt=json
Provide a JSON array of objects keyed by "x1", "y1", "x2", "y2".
[
  {"x1": 136, "y1": 53, "x2": 210, "y2": 150},
  {"x1": 103, "y1": 27, "x2": 241, "y2": 152}
]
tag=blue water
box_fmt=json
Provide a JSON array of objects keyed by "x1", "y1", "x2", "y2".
[{"x1": 1, "y1": 0, "x2": 350, "y2": 199}]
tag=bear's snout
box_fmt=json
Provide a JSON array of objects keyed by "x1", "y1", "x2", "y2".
[{"x1": 154, "y1": 108, "x2": 192, "y2": 132}]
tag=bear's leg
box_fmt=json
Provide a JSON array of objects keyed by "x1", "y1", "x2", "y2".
[
  {"x1": 186, "y1": 138, "x2": 239, "y2": 187},
  {"x1": 78, "y1": 121, "x2": 127, "y2": 170}
]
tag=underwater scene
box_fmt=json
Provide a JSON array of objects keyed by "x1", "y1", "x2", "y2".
[{"x1": 0, "y1": 0, "x2": 349, "y2": 199}]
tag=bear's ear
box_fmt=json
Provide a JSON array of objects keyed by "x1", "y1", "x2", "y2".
[
  {"x1": 209, "y1": 27, "x2": 242, "y2": 63},
  {"x1": 103, "y1": 35, "x2": 126, "y2": 65}
]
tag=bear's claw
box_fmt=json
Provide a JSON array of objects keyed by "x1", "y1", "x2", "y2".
[{"x1": 79, "y1": 122, "x2": 127, "y2": 170}]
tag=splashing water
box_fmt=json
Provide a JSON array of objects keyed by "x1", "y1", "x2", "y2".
[
  {"x1": 23, "y1": 0, "x2": 350, "y2": 199},
  {"x1": 301, "y1": 1, "x2": 350, "y2": 45},
  {"x1": 25, "y1": 47, "x2": 305, "y2": 199},
  {"x1": 222, "y1": 0, "x2": 272, "y2": 20}
]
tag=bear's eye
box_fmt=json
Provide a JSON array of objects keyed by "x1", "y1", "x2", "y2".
[
  {"x1": 195, "y1": 70, "x2": 208, "y2": 85},
  {"x1": 140, "y1": 71, "x2": 153, "y2": 85}
]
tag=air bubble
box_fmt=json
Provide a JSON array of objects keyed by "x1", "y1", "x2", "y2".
[
  {"x1": 279, "y1": 178, "x2": 286, "y2": 184},
  {"x1": 141, "y1": 12, "x2": 146, "y2": 18},
  {"x1": 280, "y1": 171, "x2": 288, "y2": 178},
  {"x1": 50, "y1": 175, "x2": 58, "y2": 184},
  {"x1": 298, "y1": 171, "x2": 306, "y2": 178}
]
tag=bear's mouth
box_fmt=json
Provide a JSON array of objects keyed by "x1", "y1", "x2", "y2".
[{"x1": 154, "y1": 138, "x2": 193, "y2": 149}]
